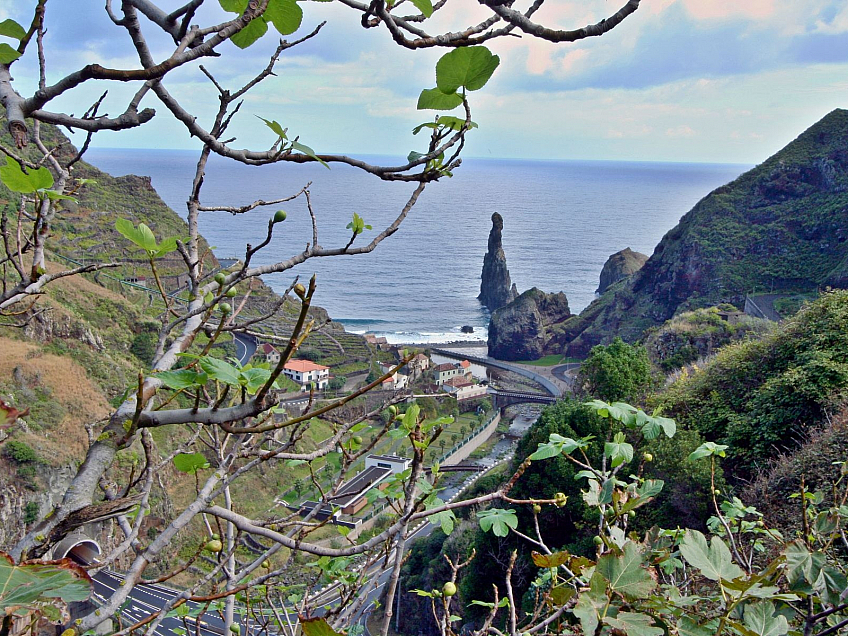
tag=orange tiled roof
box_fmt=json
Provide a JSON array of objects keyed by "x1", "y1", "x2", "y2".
[{"x1": 284, "y1": 359, "x2": 329, "y2": 372}]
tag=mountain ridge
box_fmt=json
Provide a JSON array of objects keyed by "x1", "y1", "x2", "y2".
[{"x1": 551, "y1": 108, "x2": 848, "y2": 355}]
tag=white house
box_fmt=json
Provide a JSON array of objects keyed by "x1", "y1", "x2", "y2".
[
  {"x1": 365, "y1": 454, "x2": 411, "y2": 474},
  {"x1": 378, "y1": 362, "x2": 408, "y2": 391},
  {"x1": 433, "y1": 360, "x2": 472, "y2": 386},
  {"x1": 382, "y1": 372, "x2": 408, "y2": 391},
  {"x1": 283, "y1": 359, "x2": 330, "y2": 391},
  {"x1": 257, "y1": 343, "x2": 281, "y2": 366}
]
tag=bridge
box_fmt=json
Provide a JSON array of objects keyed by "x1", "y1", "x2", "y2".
[
  {"x1": 430, "y1": 347, "x2": 562, "y2": 404},
  {"x1": 488, "y1": 389, "x2": 558, "y2": 409}
]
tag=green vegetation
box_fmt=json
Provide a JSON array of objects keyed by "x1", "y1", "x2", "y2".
[
  {"x1": 643, "y1": 305, "x2": 773, "y2": 372},
  {"x1": 660, "y1": 289, "x2": 848, "y2": 474},
  {"x1": 577, "y1": 337, "x2": 652, "y2": 402},
  {"x1": 23, "y1": 501, "x2": 39, "y2": 525},
  {"x1": 558, "y1": 109, "x2": 848, "y2": 356},
  {"x1": 2, "y1": 440, "x2": 38, "y2": 464},
  {"x1": 513, "y1": 354, "x2": 563, "y2": 366},
  {"x1": 772, "y1": 292, "x2": 817, "y2": 318}
]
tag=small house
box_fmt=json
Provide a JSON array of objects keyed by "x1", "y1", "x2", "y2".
[
  {"x1": 283, "y1": 359, "x2": 330, "y2": 391},
  {"x1": 433, "y1": 360, "x2": 472, "y2": 386}
]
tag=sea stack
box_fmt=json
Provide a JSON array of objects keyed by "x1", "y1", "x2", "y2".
[
  {"x1": 487, "y1": 288, "x2": 572, "y2": 361},
  {"x1": 479, "y1": 212, "x2": 518, "y2": 312},
  {"x1": 596, "y1": 247, "x2": 648, "y2": 294}
]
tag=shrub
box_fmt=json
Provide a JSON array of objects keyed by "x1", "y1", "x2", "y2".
[
  {"x1": 23, "y1": 501, "x2": 39, "y2": 524},
  {"x1": 130, "y1": 332, "x2": 157, "y2": 364},
  {"x1": 577, "y1": 337, "x2": 652, "y2": 402},
  {"x1": 3, "y1": 440, "x2": 39, "y2": 464}
]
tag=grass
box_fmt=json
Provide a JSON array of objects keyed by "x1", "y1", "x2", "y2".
[
  {"x1": 513, "y1": 355, "x2": 582, "y2": 366},
  {"x1": 513, "y1": 354, "x2": 564, "y2": 366}
]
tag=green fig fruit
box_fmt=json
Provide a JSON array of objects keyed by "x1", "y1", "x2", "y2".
[
  {"x1": 205, "y1": 539, "x2": 223, "y2": 553},
  {"x1": 214, "y1": 273, "x2": 226, "y2": 285},
  {"x1": 273, "y1": 210, "x2": 287, "y2": 223},
  {"x1": 442, "y1": 582, "x2": 457, "y2": 597}
]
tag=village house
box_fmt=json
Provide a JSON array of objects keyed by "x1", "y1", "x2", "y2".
[
  {"x1": 432, "y1": 360, "x2": 472, "y2": 386},
  {"x1": 283, "y1": 359, "x2": 330, "y2": 391},
  {"x1": 379, "y1": 363, "x2": 409, "y2": 391},
  {"x1": 407, "y1": 353, "x2": 430, "y2": 379},
  {"x1": 363, "y1": 334, "x2": 390, "y2": 350},
  {"x1": 441, "y1": 377, "x2": 488, "y2": 401},
  {"x1": 334, "y1": 455, "x2": 411, "y2": 515},
  {"x1": 256, "y1": 343, "x2": 281, "y2": 366},
  {"x1": 289, "y1": 455, "x2": 411, "y2": 518},
  {"x1": 123, "y1": 275, "x2": 148, "y2": 287}
]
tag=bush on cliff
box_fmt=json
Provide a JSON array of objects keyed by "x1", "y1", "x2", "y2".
[{"x1": 577, "y1": 337, "x2": 652, "y2": 402}]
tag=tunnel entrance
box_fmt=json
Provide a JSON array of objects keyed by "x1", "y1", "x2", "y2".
[{"x1": 52, "y1": 535, "x2": 101, "y2": 565}]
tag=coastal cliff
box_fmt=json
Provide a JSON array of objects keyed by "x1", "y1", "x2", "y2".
[
  {"x1": 478, "y1": 212, "x2": 518, "y2": 312},
  {"x1": 553, "y1": 109, "x2": 848, "y2": 356},
  {"x1": 596, "y1": 248, "x2": 648, "y2": 294},
  {"x1": 487, "y1": 288, "x2": 571, "y2": 361}
]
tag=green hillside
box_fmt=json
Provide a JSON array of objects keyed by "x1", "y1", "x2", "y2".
[{"x1": 556, "y1": 109, "x2": 848, "y2": 355}]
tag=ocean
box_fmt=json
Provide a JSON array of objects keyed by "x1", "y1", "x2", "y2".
[{"x1": 85, "y1": 148, "x2": 747, "y2": 344}]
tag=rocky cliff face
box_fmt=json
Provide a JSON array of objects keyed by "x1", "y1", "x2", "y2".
[
  {"x1": 555, "y1": 109, "x2": 848, "y2": 356},
  {"x1": 597, "y1": 248, "x2": 648, "y2": 294},
  {"x1": 479, "y1": 213, "x2": 518, "y2": 312},
  {"x1": 0, "y1": 462, "x2": 77, "y2": 548},
  {"x1": 487, "y1": 288, "x2": 571, "y2": 361}
]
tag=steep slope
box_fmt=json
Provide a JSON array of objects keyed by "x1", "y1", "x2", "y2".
[
  {"x1": 658, "y1": 289, "x2": 848, "y2": 474},
  {"x1": 556, "y1": 109, "x2": 848, "y2": 356}
]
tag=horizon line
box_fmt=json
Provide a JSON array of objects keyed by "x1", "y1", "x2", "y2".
[{"x1": 84, "y1": 146, "x2": 754, "y2": 168}]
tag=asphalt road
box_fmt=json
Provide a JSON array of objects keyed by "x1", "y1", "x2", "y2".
[
  {"x1": 551, "y1": 362, "x2": 580, "y2": 390},
  {"x1": 92, "y1": 570, "x2": 237, "y2": 636},
  {"x1": 233, "y1": 332, "x2": 258, "y2": 367}
]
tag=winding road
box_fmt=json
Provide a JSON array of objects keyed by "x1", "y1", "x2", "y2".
[{"x1": 233, "y1": 332, "x2": 258, "y2": 367}]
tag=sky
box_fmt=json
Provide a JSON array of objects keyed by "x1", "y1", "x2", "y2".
[{"x1": 3, "y1": 0, "x2": 848, "y2": 163}]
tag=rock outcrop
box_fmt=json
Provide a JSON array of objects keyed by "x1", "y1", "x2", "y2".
[
  {"x1": 596, "y1": 248, "x2": 648, "y2": 294},
  {"x1": 479, "y1": 213, "x2": 518, "y2": 312},
  {"x1": 487, "y1": 288, "x2": 571, "y2": 361}
]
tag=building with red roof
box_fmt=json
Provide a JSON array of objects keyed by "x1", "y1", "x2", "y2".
[{"x1": 283, "y1": 359, "x2": 330, "y2": 391}]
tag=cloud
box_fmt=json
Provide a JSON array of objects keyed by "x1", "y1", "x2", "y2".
[
  {"x1": 814, "y1": 4, "x2": 848, "y2": 33},
  {"x1": 674, "y1": 0, "x2": 776, "y2": 21},
  {"x1": 3, "y1": 0, "x2": 847, "y2": 166},
  {"x1": 665, "y1": 125, "x2": 695, "y2": 138}
]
